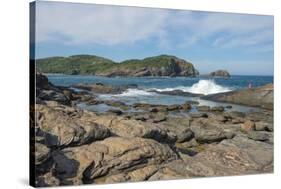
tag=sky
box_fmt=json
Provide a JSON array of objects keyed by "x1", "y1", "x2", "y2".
[{"x1": 34, "y1": 1, "x2": 274, "y2": 75}]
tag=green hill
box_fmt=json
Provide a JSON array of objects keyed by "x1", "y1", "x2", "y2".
[{"x1": 36, "y1": 54, "x2": 198, "y2": 77}]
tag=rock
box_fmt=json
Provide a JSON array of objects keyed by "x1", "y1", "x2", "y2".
[
  {"x1": 166, "y1": 104, "x2": 181, "y2": 111},
  {"x1": 51, "y1": 151, "x2": 80, "y2": 185},
  {"x1": 37, "y1": 90, "x2": 71, "y2": 105},
  {"x1": 209, "y1": 70, "x2": 230, "y2": 78},
  {"x1": 33, "y1": 72, "x2": 274, "y2": 185},
  {"x1": 62, "y1": 90, "x2": 74, "y2": 100},
  {"x1": 132, "y1": 103, "x2": 181, "y2": 113},
  {"x1": 36, "y1": 172, "x2": 60, "y2": 187},
  {"x1": 203, "y1": 84, "x2": 273, "y2": 109},
  {"x1": 183, "y1": 136, "x2": 273, "y2": 177},
  {"x1": 196, "y1": 105, "x2": 210, "y2": 112},
  {"x1": 246, "y1": 111, "x2": 273, "y2": 122},
  {"x1": 36, "y1": 73, "x2": 75, "y2": 105},
  {"x1": 231, "y1": 118, "x2": 245, "y2": 124},
  {"x1": 185, "y1": 100, "x2": 199, "y2": 105},
  {"x1": 148, "y1": 160, "x2": 192, "y2": 181},
  {"x1": 104, "y1": 101, "x2": 126, "y2": 107},
  {"x1": 211, "y1": 106, "x2": 224, "y2": 112},
  {"x1": 134, "y1": 114, "x2": 151, "y2": 121},
  {"x1": 149, "y1": 107, "x2": 159, "y2": 113},
  {"x1": 223, "y1": 111, "x2": 245, "y2": 124},
  {"x1": 36, "y1": 73, "x2": 52, "y2": 90},
  {"x1": 255, "y1": 121, "x2": 273, "y2": 131},
  {"x1": 224, "y1": 111, "x2": 246, "y2": 118},
  {"x1": 221, "y1": 136, "x2": 273, "y2": 168},
  {"x1": 175, "y1": 139, "x2": 201, "y2": 156},
  {"x1": 107, "y1": 109, "x2": 123, "y2": 115},
  {"x1": 225, "y1": 105, "x2": 232, "y2": 109},
  {"x1": 104, "y1": 165, "x2": 158, "y2": 183},
  {"x1": 177, "y1": 129, "x2": 194, "y2": 143},
  {"x1": 72, "y1": 83, "x2": 127, "y2": 94},
  {"x1": 93, "y1": 114, "x2": 176, "y2": 143},
  {"x1": 151, "y1": 90, "x2": 202, "y2": 97},
  {"x1": 241, "y1": 120, "x2": 255, "y2": 133},
  {"x1": 180, "y1": 103, "x2": 192, "y2": 111},
  {"x1": 208, "y1": 113, "x2": 227, "y2": 122},
  {"x1": 153, "y1": 113, "x2": 167, "y2": 123},
  {"x1": 176, "y1": 138, "x2": 198, "y2": 149},
  {"x1": 36, "y1": 104, "x2": 111, "y2": 147},
  {"x1": 190, "y1": 124, "x2": 234, "y2": 143},
  {"x1": 189, "y1": 112, "x2": 208, "y2": 118},
  {"x1": 247, "y1": 131, "x2": 271, "y2": 141},
  {"x1": 52, "y1": 137, "x2": 178, "y2": 184},
  {"x1": 35, "y1": 143, "x2": 51, "y2": 166}
]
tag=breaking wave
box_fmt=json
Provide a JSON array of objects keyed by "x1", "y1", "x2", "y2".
[
  {"x1": 155, "y1": 80, "x2": 232, "y2": 95},
  {"x1": 115, "y1": 88, "x2": 156, "y2": 97}
]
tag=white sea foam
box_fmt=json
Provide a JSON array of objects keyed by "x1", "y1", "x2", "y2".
[
  {"x1": 116, "y1": 88, "x2": 156, "y2": 97},
  {"x1": 99, "y1": 89, "x2": 156, "y2": 99},
  {"x1": 155, "y1": 80, "x2": 232, "y2": 95}
]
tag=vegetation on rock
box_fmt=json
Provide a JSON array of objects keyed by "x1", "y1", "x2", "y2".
[{"x1": 36, "y1": 54, "x2": 198, "y2": 77}]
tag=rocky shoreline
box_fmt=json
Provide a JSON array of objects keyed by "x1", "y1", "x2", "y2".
[{"x1": 32, "y1": 73, "x2": 274, "y2": 187}]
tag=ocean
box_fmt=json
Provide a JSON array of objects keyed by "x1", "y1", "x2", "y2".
[{"x1": 46, "y1": 74, "x2": 273, "y2": 112}]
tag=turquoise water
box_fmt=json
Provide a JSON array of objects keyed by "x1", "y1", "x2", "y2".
[
  {"x1": 46, "y1": 74, "x2": 272, "y2": 112},
  {"x1": 47, "y1": 74, "x2": 273, "y2": 90}
]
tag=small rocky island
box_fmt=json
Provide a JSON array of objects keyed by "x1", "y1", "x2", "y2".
[
  {"x1": 209, "y1": 70, "x2": 230, "y2": 78},
  {"x1": 36, "y1": 55, "x2": 199, "y2": 77},
  {"x1": 32, "y1": 72, "x2": 273, "y2": 187}
]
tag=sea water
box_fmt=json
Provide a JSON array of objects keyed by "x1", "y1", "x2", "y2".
[{"x1": 46, "y1": 74, "x2": 273, "y2": 112}]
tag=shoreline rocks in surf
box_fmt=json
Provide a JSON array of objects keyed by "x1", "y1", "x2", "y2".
[
  {"x1": 203, "y1": 83, "x2": 273, "y2": 110},
  {"x1": 209, "y1": 70, "x2": 230, "y2": 78},
  {"x1": 33, "y1": 73, "x2": 273, "y2": 187}
]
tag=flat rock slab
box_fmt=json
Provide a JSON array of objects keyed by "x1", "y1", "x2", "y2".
[{"x1": 183, "y1": 136, "x2": 273, "y2": 177}]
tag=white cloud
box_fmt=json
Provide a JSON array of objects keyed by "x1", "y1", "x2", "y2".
[
  {"x1": 36, "y1": 2, "x2": 169, "y2": 45},
  {"x1": 169, "y1": 12, "x2": 273, "y2": 49},
  {"x1": 35, "y1": 1, "x2": 273, "y2": 51},
  {"x1": 212, "y1": 30, "x2": 273, "y2": 48}
]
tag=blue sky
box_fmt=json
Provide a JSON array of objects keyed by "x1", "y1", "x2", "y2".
[{"x1": 35, "y1": 1, "x2": 274, "y2": 75}]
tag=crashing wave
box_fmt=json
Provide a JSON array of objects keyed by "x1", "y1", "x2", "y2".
[{"x1": 154, "y1": 80, "x2": 232, "y2": 95}]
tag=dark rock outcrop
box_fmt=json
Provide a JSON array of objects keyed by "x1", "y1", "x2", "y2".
[
  {"x1": 72, "y1": 83, "x2": 127, "y2": 94},
  {"x1": 209, "y1": 70, "x2": 230, "y2": 78}
]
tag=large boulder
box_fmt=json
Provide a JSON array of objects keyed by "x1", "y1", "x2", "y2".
[
  {"x1": 36, "y1": 73, "x2": 75, "y2": 105},
  {"x1": 51, "y1": 137, "x2": 178, "y2": 185},
  {"x1": 36, "y1": 103, "x2": 111, "y2": 147},
  {"x1": 190, "y1": 124, "x2": 234, "y2": 143},
  {"x1": 36, "y1": 72, "x2": 52, "y2": 90}
]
